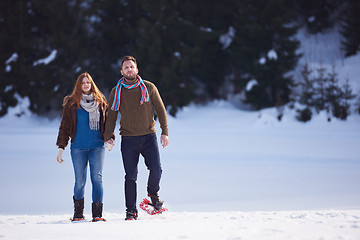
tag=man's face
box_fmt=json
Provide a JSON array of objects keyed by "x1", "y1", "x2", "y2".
[{"x1": 121, "y1": 60, "x2": 138, "y2": 81}]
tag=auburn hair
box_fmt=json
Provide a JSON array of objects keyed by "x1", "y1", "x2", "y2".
[{"x1": 63, "y1": 72, "x2": 108, "y2": 112}]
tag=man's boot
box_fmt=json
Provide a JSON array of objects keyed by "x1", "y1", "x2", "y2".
[
  {"x1": 125, "y1": 209, "x2": 138, "y2": 220},
  {"x1": 149, "y1": 193, "x2": 164, "y2": 211}
]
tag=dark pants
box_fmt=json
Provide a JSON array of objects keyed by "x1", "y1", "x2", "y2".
[{"x1": 121, "y1": 133, "x2": 162, "y2": 211}]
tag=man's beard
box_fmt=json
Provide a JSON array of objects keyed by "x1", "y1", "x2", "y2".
[{"x1": 124, "y1": 73, "x2": 137, "y2": 82}]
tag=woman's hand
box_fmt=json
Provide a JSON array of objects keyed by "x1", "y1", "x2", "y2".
[
  {"x1": 105, "y1": 139, "x2": 115, "y2": 151},
  {"x1": 56, "y1": 148, "x2": 64, "y2": 164}
]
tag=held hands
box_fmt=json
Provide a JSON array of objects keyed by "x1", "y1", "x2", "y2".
[
  {"x1": 105, "y1": 139, "x2": 115, "y2": 151},
  {"x1": 160, "y1": 135, "x2": 169, "y2": 148},
  {"x1": 56, "y1": 148, "x2": 64, "y2": 164}
]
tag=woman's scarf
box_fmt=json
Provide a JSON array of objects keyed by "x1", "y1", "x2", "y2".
[
  {"x1": 80, "y1": 93, "x2": 100, "y2": 130},
  {"x1": 111, "y1": 75, "x2": 149, "y2": 111}
]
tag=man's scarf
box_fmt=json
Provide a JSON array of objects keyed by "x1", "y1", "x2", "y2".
[{"x1": 111, "y1": 75, "x2": 149, "y2": 111}]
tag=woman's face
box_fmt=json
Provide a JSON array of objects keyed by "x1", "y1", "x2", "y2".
[{"x1": 81, "y1": 77, "x2": 92, "y2": 94}]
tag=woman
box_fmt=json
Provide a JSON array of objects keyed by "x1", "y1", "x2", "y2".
[{"x1": 56, "y1": 72, "x2": 113, "y2": 222}]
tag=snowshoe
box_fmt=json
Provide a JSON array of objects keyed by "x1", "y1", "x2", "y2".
[
  {"x1": 70, "y1": 217, "x2": 86, "y2": 222},
  {"x1": 139, "y1": 198, "x2": 168, "y2": 215},
  {"x1": 92, "y1": 217, "x2": 106, "y2": 222}
]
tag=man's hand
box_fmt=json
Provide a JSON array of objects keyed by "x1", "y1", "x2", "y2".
[
  {"x1": 160, "y1": 135, "x2": 169, "y2": 148},
  {"x1": 105, "y1": 139, "x2": 115, "y2": 151}
]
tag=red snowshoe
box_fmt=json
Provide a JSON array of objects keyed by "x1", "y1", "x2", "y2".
[{"x1": 139, "y1": 198, "x2": 168, "y2": 215}]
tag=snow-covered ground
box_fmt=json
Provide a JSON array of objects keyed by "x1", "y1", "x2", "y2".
[
  {"x1": 0, "y1": 101, "x2": 359, "y2": 239},
  {"x1": 1, "y1": 210, "x2": 359, "y2": 240}
]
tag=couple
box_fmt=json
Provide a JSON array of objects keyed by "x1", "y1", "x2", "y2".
[{"x1": 56, "y1": 56, "x2": 169, "y2": 221}]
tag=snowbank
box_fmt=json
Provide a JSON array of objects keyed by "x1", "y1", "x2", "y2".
[{"x1": 1, "y1": 210, "x2": 359, "y2": 240}]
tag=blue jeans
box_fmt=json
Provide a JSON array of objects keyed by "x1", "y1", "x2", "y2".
[
  {"x1": 121, "y1": 133, "x2": 162, "y2": 211},
  {"x1": 71, "y1": 147, "x2": 105, "y2": 203}
]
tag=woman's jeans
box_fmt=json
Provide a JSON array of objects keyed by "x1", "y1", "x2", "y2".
[
  {"x1": 121, "y1": 133, "x2": 162, "y2": 211},
  {"x1": 71, "y1": 147, "x2": 105, "y2": 203}
]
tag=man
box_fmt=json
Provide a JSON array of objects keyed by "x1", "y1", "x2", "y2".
[{"x1": 104, "y1": 55, "x2": 169, "y2": 220}]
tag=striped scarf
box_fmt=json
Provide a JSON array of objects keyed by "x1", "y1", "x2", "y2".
[{"x1": 111, "y1": 75, "x2": 149, "y2": 111}]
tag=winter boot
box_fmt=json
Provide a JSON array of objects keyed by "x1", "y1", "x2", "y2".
[
  {"x1": 125, "y1": 209, "x2": 138, "y2": 220},
  {"x1": 148, "y1": 193, "x2": 164, "y2": 211},
  {"x1": 72, "y1": 196, "x2": 84, "y2": 221},
  {"x1": 92, "y1": 202, "x2": 106, "y2": 222}
]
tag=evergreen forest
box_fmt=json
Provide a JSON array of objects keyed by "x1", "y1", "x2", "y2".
[{"x1": 1, "y1": 0, "x2": 359, "y2": 119}]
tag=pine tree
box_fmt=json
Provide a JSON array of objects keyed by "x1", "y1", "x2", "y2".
[
  {"x1": 325, "y1": 66, "x2": 341, "y2": 121},
  {"x1": 85, "y1": 0, "x2": 136, "y2": 94},
  {"x1": 124, "y1": 0, "x2": 231, "y2": 115},
  {"x1": 324, "y1": 67, "x2": 355, "y2": 120},
  {"x1": 334, "y1": 78, "x2": 356, "y2": 120},
  {"x1": 27, "y1": 0, "x2": 93, "y2": 115},
  {"x1": 339, "y1": 0, "x2": 360, "y2": 57},
  {"x1": 313, "y1": 65, "x2": 328, "y2": 113},
  {"x1": 292, "y1": 0, "x2": 344, "y2": 34},
  {"x1": 181, "y1": 0, "x2": 232, "y2": 101},
  {"x1": 295, "y1": 64, "x2": 314, "y2": 122},
  {"x1": 0, "y1": 0, "x2": 94, "y2": 116},
  {"x1": 356, "y1": 94, "x2": 360, "y2": 115},
  {"x1": 0, "y1": 0, "x2": 35, "y2": 116},
  {"x1": 227, "y1": 0, "x2": 300, "y2": 109},
  {"x1": 123, "y1": 0, "x2": 195, "y2": 116}
]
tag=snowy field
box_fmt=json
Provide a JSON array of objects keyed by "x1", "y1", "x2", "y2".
[
  {"x1": 1, "y1": 210, "x2": 359, "y2": 240},
  {"x1": 0, "y1": 100, "x2": 360, "y2": 239}
]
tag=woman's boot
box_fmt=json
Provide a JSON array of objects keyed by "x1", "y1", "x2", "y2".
[
  {"x1": 92, "y1": 202, "x2": 106, "y2": 222},
  {"x1": 72, "y1": 196, "x2": 85, "y2": 221}
]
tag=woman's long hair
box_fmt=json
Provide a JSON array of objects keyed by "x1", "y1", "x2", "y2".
[{"x1": 63, "y1": 72, "x2": 108, "y2": 112}]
